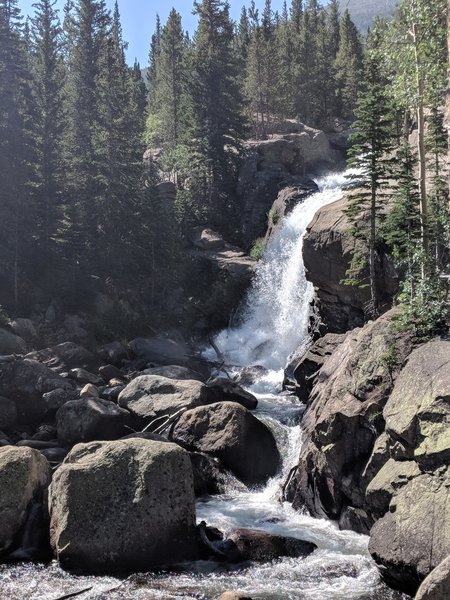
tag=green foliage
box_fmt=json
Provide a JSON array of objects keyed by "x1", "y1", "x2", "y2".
[
  {"x1": 379, "y1": 344, "x2": 400, "y2": 374},
  {"x1": 268, "y1": 207, "x2": 279, "y2": 226},
  {"x1": 397, "y1": 275, "x2": 449, "y2": 340},
  {"x1": 250, "y1": 238, "x2": 266, "y2": 261}
]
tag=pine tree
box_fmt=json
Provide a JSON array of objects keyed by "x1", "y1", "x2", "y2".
[
  {"x1": 187, "y1": 0, "x2": 247, "y2": 232},
  {"x1": 0, "y1": 0, "x2": 34, "y2": 306},
  {"x1": 334, "y1": 9, "x2": 363, "y2": 120},
  {"x1": 30, "y1": 0, "x2": 66, "y2": 287},
  {"x1": 344, "y1": 30, "x2": 393, "y2": 316},
  {"x1": 63, "y1": 0, "x2": 110, "y2": 273}
]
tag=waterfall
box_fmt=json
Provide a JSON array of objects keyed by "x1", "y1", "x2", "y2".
[{"x1": 209, "y1": 171, "x2": 350, "y2": 374}]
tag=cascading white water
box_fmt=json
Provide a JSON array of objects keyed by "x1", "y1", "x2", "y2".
[{"x1": 209, "y1": 171, "x2": 350, "y2": 376}]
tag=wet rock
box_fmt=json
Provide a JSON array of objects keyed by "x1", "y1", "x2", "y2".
[
  {"x1": 68, "y1": 368, "x2": 102, "y2": 386},
  {"x1": 225, "y1": 528, "x2": 317, "y2": 562},
  {"x1": 338, "y1": 506, "x2": 373, "y2": 535},
  {"x1": 98, "y1": 364, "x2": 123, "y2": 382},
  {"x1": 206, "y1": 377, "x2": 258, "y2": 410},
  {"x1": 369, "y1": 469, "x2": 450, "y2": 596},
  {"x1": 118, "y1": 375, "x2": 213, "y2": 426},
  {"x1": 0, "y1": 328, "x2": 27, "y2": 355},
  {"x1": 56, "y1": 398, "x2": 132, "y2": 446},
  {"x1": 0, "y1": 397, "x2": 17, "y2": 430},
  {"x1": 415, "y1": 555, "x2": 450, "y2": 600},
  {"x1": 235, "y1": 366, "x2": 268, "y2": 387},
  {"x1": 190, "y1": 452, "x2": 244, "y2": 496},
  {"x1": 0, "y1": 446, "x2": 50, "y2": 555},
  {"x1": 172, "y1": 402, "x2": 281, "y2": 485},
  {"x1": 79, "y1": 383, "x2": 99, "y2": 398},
  {"x1": 0, "y1": 359, "x2": 70, "y2": 423},
  {"x1": 48, "y1": 438, "x2": 198, "y2": 573}
]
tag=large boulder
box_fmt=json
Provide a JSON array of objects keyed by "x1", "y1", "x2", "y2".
[
  {"x1": 118, "y1": 375, "x2": 213, "y2": 426},
  {"x1": 48, "y1": 438, "x2": 198, "y2": 573},
  {"x1": 56, "y1": 398, "x2": 132, "y2": 446},
  {"x1": 0, "y1": 446, "x2": 50, "y2": 555},
  {"x1": 0, "y1": 359, "x2": 72, "y2": 423},
  {"x1": 172, "y1": 402, "x2": 281, "y2": 485},
  {"x1": 286, "y1": 310, "x2": 413, "y2": 522},
  {"x1": 303, "y1": 194, "x2": 397, "y2": 333},
  {"x1": 369, "y1": 470, "x2": 450, "y2": 596},
  {"x1": 383, "y1": 339, "x2": 450, "y2": 469},
  {"x1": 415, "y1": 555, "x2": 450, "y2": 600},
  {"x1": 0, "y1": 328, "x2": 27, "y2": 354}
]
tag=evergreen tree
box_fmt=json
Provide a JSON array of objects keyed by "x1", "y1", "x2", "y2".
[
  {"x1": 0, "y1": 0, "x2": 34, "y2": 305},
  {"x1": 30, "y1": 0, "x2": 66, "y2": 287},
  {"x1": 186, "y1": 0, "x2": 247, "y2": 232},
  {"x1": 344, "y1": 30, "x2": 393, "y2": 316},
  {"x1": 334, "y1": 9, "x2": 363, "y2": 120}
]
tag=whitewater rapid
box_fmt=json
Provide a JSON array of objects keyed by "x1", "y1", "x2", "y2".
[{"x1": 0, "y1": 171, "x2": 401, "y2": 599}]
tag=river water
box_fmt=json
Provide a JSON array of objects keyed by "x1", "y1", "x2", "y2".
[{"x1": 0, "y1": 172, "x2": 403, "y2": 600}]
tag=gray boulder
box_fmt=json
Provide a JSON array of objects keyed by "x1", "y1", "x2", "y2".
[
  {"x1": 383, "y1": 339, "x2": 450, "y2": 469},
  {"x1": 0, "y1": 328, "x2": 27, "y2": 355},
  {"x1": 0, "y1": 359, "x2": 70, "y2": 423},
  {"x1": 56, "y1": 398, "x2": 132, "y2": 445},
  {"x1": 415, "y1": 555, "x2": 450, "y2": 600},
  {"x1": 172, "y1": 402, "x2": 281, "y2": 485},
  {"x1": 48, "y1": 438, "x2": 198, "y2": 573},
  {"x1": 118, "y1": 375, "x2": 212, "y2": 425},
  {"x1": 0, "y1": 446, "x2": 50, "y2": 555},
  {"x1": 369, "y1": 470, "x2": 450, "y2": 596}
]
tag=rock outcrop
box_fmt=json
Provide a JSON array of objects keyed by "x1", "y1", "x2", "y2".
[
  {"x1": 0, "y1": 446, "x2": 50, "y2": 555},
  {"x1": 172, "y1": 401, "x2": 281, "y2": 485},
  {"x1": 303, "y1": 194, "x2": 398, "y2": 333},
  {"x1": 48, "y1": 438, "x2": 198, "y2": 573},
  {"x1": 287, "y1": 315, "x2": 450, "y2": 596},
  {"x1": 286, "y1": 310, "x2": 413, "y2": 525},
  {"x1": 238, "y1": 121, "x2": 339, "y2": 246},
  {"x1": 189, "y1": 228, "x2": 255, "y2": 331}
]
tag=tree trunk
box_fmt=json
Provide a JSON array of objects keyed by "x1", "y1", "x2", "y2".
[{"x1": 412, "y1": 22, "x2": 429, "y2": 276}]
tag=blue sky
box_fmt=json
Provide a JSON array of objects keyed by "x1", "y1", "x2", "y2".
[{"x1": 19, "y1": 0, "x2": 287, "y2": 65}]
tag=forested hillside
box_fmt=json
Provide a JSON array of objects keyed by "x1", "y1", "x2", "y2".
[
  {"x1": 0, "y1": 0, "x2": 363, "y2": 336},
  {"x1": 346, "y1": 0, "x2": 397, "y2": 30}
]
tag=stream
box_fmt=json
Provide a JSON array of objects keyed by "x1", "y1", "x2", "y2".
[{"x1": 0, "y1": 172, "x2": 403, "y2": 600}]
